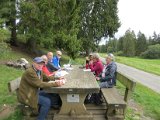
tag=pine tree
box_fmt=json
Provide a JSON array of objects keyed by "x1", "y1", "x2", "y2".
[
  {"x1": 122, "y1": 29, "x2": 136, "y2": 56},
  {"x1": 136, "y1": 31, "x2": 147, "y2": 56}
]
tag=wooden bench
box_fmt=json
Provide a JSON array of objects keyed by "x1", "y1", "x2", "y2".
[{"x1": 101, "y1": 70, "x2": 136, "y2": 120}]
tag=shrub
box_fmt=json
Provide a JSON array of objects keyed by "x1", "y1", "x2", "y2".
[
  {"x1": 0, "y1": 42, "x2": 11, "y2": 57},
  {"x1": 0, "y1": 28, "x2": 10, "y2": 42},
  {"x1": 116, "y1": 51, "x2": 124, "y2": 56},
  {"x1": 140, "y1": 44, "x2": 160, "y2": 59},
  {"x1": 0, "y1": 28, "x2": 11, "y2": 57}
]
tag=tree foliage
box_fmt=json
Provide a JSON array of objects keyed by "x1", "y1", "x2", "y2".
[
  {"x1": 0, "y1": 0, "x2": 120, "y2": 58},
  {"x1": 79, "y1": 0, "x2": 120, "y2": 54},
  {"x1": 141, "y1": 44, "x2": 160, "y2": 59},
  {"x1": 136, "y1": 31, "x2": 147, "y2": 56},
  {"x1": 122, "y1": 29, "x2": 136, "y2": 56}
]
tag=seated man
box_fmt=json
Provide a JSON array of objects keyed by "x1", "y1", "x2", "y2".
[
  {"x1": 18, "y1": 57, "x2": 64, "y2": 120},
  {"x1": 46, "y1": 52, "x2": 59, "y2": 72},
  {"x1": 96, "y1": 53, "x2": 117, "y2": 88},
  {"x1": 41, "y1": 55, "x2": 56, "y2": 76},
  {"x1": 52, "y1": 50, "x2": 62, "y2": 69}
]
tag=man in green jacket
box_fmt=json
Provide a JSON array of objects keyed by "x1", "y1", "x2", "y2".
[{"x1": 18, "y1": 57, "x2": 64, "y2": 120}]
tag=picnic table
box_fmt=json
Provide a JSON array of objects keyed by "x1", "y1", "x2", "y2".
[{"x1": 45, "y1": 65, "x2": 100, "y2": 120}]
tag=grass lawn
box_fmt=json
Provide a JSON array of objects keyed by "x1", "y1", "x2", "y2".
[
  {"x1": 1, "y1": 50, "x2": 160, "y2": 120},
  {"x1": 117, "y1": 81, "x2": 160, "y2": 120},
  {"x1": 0, "y1": 48, "x2": 86, "y2": 120},
  {"x1": 100, "y1": 53, "x2": 160, "y2": 119}
]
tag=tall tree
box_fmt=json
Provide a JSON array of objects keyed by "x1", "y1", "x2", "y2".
[
  {"x1": 106, "y1": 37, "x2": 118, "y2": 53},
  {"x1": 122, "y1": 29, "x2": 136, "y2": 56},
  {"x1": 0, "y1": 0, "x2": 17, "y2": 46},
  {"x1": 18, "y1": 0, "x2": 56, "y2": 51},
  {"x1": 53, "y1": 0, "x2": 82, "y2": 59},
  {"x1": 79, "y1": 0, "x2": 120, "y2": 54},
  {"x1": 136, "y1": 31, "x2": 147, "y2": 56},
  {"x1": 117, "y1": 36, "x2": 124, "y2": 52}
]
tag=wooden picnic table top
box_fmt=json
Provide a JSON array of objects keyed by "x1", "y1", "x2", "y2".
[{"x1": 45, "y1": 65, "x2": 100, "y2": 93}]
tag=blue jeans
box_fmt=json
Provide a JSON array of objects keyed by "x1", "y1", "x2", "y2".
[{"x1": 37, "y1": 91, "x2": 61, "y2": 120}]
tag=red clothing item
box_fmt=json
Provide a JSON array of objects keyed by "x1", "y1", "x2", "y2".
[
  {"x1": 85, "y1": 63, "x2": 89, "y2": 69},
  {"x1": 89, "y1": 60, "x2": 103, "y2": 76},
  {"x1": 42, "y1": 65, "x2": 54, "y2": 76}
]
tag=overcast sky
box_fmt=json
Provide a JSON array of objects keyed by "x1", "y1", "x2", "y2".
[{"x1": 100, "y1": 0, "x2": 160, "y2": 45}]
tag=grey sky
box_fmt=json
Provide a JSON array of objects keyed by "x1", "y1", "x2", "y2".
[
  {"x1": 100, "y1": 0, "x2": 160, "y2": 45},
  {"x1": 115, "y1": 0, "x2": 160, "y2": 38}
]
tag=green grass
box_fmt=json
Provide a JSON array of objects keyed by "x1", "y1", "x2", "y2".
[
  {"x1": 0, "y1": 65, "x2": 24, "y2": 105},
  {"x1": 1, "y1": 50, "x2": 160, "y2": 120},
  {"x1": 0, "y1": 49, "x2": 86, "y2": 120},
  {"x1": 133, "y1": 83, "x2": 160, "y2": 119},
  {"x1": 116, "y1": 56, "x2": 160, "y2": 76},
  {"x1": 99, "y1": 53, "x2": 160, "y2": 76},
  {"x1": 116, "y1": 81, "x2": 160, "y2": 120},
  {"x1": 2, "y1": 110, "x2": 23, "y2": 120}
]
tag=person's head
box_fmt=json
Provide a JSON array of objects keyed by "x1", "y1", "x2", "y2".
[
  {"x1": 33, "y1": 57, "x2": 45, "y2": 71},
  {"x1": 106, "y1": 53, "x2": 115, "y2": 64},
  {"x1": 56, "y1": 50, "x2": 62, "y2": 59},
  {"x1": 41, "y1": 55, "x2": 48, "y2": 65},
  {"x1": 92, "y1": 53, "x2": 100, "y2": 62},
  {"x1": 89, "y1": 53, "x2": 93, "y2": 60},
  {"x1": 47, "y1": 52, "x2": 53, "y2": 61}
]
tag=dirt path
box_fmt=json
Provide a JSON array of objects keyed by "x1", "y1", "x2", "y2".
[{"x1": 101, "y1": 58, "x2": 160, "y2": 94}]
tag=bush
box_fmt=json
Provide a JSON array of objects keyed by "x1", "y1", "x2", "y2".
[
  {"x1": 0, "y1": 28, "x2": 11, "y2": 57},
  {"x1": 0, "y1": 42, "x2": 11, "y2": 57},
  {"x1": 0, "y1": 28, "x2": 10, "y2": 42},
  {"x1": 140, "y1": 44, "x2": 160, "y2": 59},
  {"x1": 115, "y1": 51, "x2": 124, "y2": 56}
]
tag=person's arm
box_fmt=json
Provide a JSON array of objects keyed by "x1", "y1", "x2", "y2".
[
  {"x1": 52, "y1": 56, "x2": 59, "y2": 68},
  {"x1": 100, "y1": 64, "x2": 116, "y2": 82},
  {"x1": 24, "y1": 70, "x2": 58, "y2": 88},
  {"x1": 46, "y1": 61, "x2": 59, "y2": 72},
  {"x1": 89, "y1": 62, "x2": 100, "y2": 72}
]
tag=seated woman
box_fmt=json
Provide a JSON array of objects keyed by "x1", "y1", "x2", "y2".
[
  {"x1": 41, "y1": 55, "x2": 56, "y2": 76},
  {"x1": 85, "y1": 53, "x2": 117, "y2": 105},
  {"x1": 89, "y1": 53, "x2": 103, "y2": 77},
  {"x1": 96, "y1": 53, "x2": 117, "y2": 88},
  {"x1": 85, "y1": 53, "x2": 93, "y2": 69}
]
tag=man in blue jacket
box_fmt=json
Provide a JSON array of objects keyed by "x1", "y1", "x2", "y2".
[{"x1": 52, "y1": 51, "x2": 62, "y2": 69}]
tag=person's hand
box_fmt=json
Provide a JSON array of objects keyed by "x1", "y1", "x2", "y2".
[
  {"x1": 96, "y1": 77, "x2": 100, "y2": 81},
  {"x1": 55, "y1": 78, "x2": 66, "y2": 86},
  {"x1": 89, "y1": 60, "x2": 93, "y2": 65},
  {"x1": 57, "y1": 76, "x2": 64, "y2": 80}
]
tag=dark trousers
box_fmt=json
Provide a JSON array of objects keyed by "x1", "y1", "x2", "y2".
[{"x1": 37, "y1": 91, "x2": 61, "y2": 120}]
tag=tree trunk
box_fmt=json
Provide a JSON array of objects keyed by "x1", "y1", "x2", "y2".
[
  {"x1": 10, "y1": 17, "x2": 17, "y2": 46},
  {"x1": 26, "y1": 37, "x2": 36, "y2": 52}
]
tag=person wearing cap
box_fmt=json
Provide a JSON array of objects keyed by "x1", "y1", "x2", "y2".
[
  {"x1": 18, "y1": 57, "x2": 65, "y2": 120},
  {"x1": 96, "y1": 53, "x2": 117, "y2": 88},
  {"x1": 52, "y1": 50, "x2": 62, "y2": 69}
]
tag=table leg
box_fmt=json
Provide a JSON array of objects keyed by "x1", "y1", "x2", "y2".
[{"x1": 54, "y1": 93, "x2": 93, "y2": 120}]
